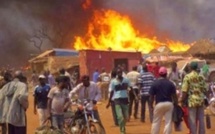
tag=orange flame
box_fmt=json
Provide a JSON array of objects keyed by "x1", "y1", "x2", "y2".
[
  {"x1": 166, "y1": 40, "x2": 190, "y2": 52},
  {"x1": 74, "y1": 10, "x2": 190, "y2": 53}
]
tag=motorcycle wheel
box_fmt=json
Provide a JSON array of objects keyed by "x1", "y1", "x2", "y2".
[
  {"x1": 209, "y1": 100, "x2": 215, "y2": 115},
  {"x1": 84, "y1": 122, "x2": 105, "y2": 134}
]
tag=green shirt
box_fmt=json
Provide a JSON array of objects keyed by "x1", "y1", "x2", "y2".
[
  {"x1": 182, "y1": 71, "x2": 207, "y2": 107},
  {"x1": 202, "y1": 64, "x2": 209, "y2": 75}
]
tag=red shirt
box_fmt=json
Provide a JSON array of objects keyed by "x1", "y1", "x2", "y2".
[
  {"x1": 153, "y1": 65, "x2": 160, "y2": 78},
  {"x1": 147, "y1": 64, "x2": 153, "y2": 73}
]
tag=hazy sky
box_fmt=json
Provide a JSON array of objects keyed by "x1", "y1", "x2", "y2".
[{"x1": 0, "y1": 0, "x2": 215, "y2": 66}]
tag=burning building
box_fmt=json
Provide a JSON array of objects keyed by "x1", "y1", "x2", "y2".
[{"x1": 73, "y1": 9, "x2": 191, "y2": 54}]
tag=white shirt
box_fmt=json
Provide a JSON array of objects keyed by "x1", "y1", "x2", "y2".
[
  {"x1": 69, "y1": 81, "x2": 101, "y2": 101},
  {"x1": 126, "y1": 71, "x2": 140, "y2": 88}
]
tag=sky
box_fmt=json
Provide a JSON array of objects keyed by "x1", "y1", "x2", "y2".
[{"x1": 0, "y1": 0, "x2": 215, "y2": 66}]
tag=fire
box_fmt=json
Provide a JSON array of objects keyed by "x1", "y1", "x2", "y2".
[
  {"x1": 167, "y1": 40, "x2": 191, "y2": 52},
  {"x1": 74, "y1": 9, "x2": 190, "y2": 53}
]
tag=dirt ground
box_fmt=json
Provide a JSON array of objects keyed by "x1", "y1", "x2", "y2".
[{"x1": 27, "y1": 92, "x2": 215, "y2": 134}]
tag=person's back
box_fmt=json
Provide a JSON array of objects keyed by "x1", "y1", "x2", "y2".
[
  {"x1": 32, "y1": 72, "x2": 38, "y2": 86},
  {"x1": 150, "y1": 67, "x2": 177, "y2": 134},
  {"x1": 7, "y1": 77, "x2": 28, "y2": 134},
  {"x1": 151, "y1": 78, "x2": 176, "y2": 104},
  {"x1": 93, "y1": 70, "x2": 99, "y2": 83},
  {"x1": 169, "y1": 69, "x2": 180, "y2": 81},
  {"x1": 202, "y1": 63, "x2": 209, "y2": 78},
  {"x1": 181, "y1": 62, "x2": 207, "y2": 134},
  {"x1": 153, "y1": 63, "x2": 160, "y2": 78},
  {"x1": 139, "y1": 71, "x2": 155, "y2": 96},
  {"x1": 126, "y1": 68, "x2": 140, "y2": 119},
  {"x1": 182, "y1": 71, "x2": 206, "y2": 107},
  {"x1": 7, "y1": 81, "x2": 28, "y2": 125},
  {"x1": 46, "y1": 71, "x2": 56, "y2": 87},
  {"x1": 126, "y1": 71, "x2": 140, "y2": 88},
  {"x1": 0, "y1": 81, "x2": 11, "y2": 132}
]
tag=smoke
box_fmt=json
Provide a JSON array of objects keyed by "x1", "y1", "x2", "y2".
[
  {"x1": 0, "y1": 0, "x2": 103, "y2": 67},
  {"x1": 0, "y1": 0, "x2": 215, "y2": 67},
  {"x1": 103, "y1": 0, "x2": 215, "y2": 42}
]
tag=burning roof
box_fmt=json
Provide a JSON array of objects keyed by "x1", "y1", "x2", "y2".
[{"x1": 73, "y1": 4, "x2": 191, "y2": 53}]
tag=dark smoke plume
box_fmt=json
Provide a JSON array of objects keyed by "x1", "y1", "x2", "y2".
[
  {"x1": 0, "y1": 0, "x2": 103, "y2": 67},
  {"x1": 0, "y1": 0, "x2": 215, "y2": 67},
  {"x1": 103, "y1": 0, "x2": 215, "y2": 42}
]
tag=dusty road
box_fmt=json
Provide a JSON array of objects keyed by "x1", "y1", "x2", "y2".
[{"x1": 27, "y1": 92, "x2": 215, "y2": 134}]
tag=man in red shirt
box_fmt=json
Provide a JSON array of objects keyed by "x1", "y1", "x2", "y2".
[{"x1": 152, "y1": 62, "x2": 160, "y2": 78}]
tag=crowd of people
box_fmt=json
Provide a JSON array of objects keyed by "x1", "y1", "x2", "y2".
[
  {"x1": 0, "y1": 60, "x2": 210, "y2": 134},
  {"x1": 103, "y1": 61, "x2": 208, "y2": 134}
]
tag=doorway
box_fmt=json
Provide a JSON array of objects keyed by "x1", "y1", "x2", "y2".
[{"x1": 114, "y1": 58, "x2": 128, "y2": 72}]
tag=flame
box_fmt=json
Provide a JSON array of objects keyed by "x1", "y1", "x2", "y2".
[
  {"x1": 74, "y1": 9, "x2": 190, "y2": 53},
  {"x1": 167, "y1": 40, "x2": 191, "y2": 52},
  {"x1": 82, "y1": 0, "x2": 92, "y2": 10}
]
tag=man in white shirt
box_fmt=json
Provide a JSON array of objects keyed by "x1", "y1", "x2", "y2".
[
  {"x1": 69, "y1": 75, "x2": 102, "y2": 122},
  {"x1": 126, "y1": 66, "x2": 140, "y2": 119}
]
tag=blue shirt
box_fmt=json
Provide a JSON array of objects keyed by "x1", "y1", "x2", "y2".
[
  {"x1": 110, "y1": 77, "x2": 131, "y2": 101},
  {"x1": 93, "y1": 71, "x2": 99, "y2": 82},
  {"x1": 34, "y1": 84, "x2": 51, "y2": 109},
  {"x1": 48, "y1": 74, "x2": 56, "y2": 87},
  {"x1": 150, "y1": 78, "x2": 176, "y2": 104},
  {"x1": 138, "y1": 72, "x2": 155, "y2": 96}
]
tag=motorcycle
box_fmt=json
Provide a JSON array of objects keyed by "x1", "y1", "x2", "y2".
[
  {"x1": 208, "y1": 82, "x2": 215, "y2": 115},
  {"x1": 64, "y1": 99, "x2": 105, "y2": 134}
]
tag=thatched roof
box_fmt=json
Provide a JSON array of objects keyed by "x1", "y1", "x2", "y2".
[
  {"x1": 186, "y1": 39, "x2": 215, "y2": 55},
  {"x1": 149, "y1": 49, "x2": 159, "y2": 54},
  {"x1": 157, "y1": 45, "x2": 172, "y2": 53},
  {"x1": 47, "y1": 56, "x2": 79, "y2": 74},
  {"x1": 149, "y1": 45, "x2": 172, "y2": 55}
]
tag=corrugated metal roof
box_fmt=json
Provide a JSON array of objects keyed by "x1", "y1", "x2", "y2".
[
  {"x1": 29, "y1": 48, "x2": 78, "y2": 63},
  {"x1": 53, "y1": 48, "x2": 78, "y2": 56},
  {"x1": 29, "y1": 50, "x2": 54, "y2": 63}
]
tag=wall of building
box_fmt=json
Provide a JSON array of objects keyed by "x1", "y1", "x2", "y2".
[{"x1": 79, "y1": 50, "x2": 142, "y2": 80}]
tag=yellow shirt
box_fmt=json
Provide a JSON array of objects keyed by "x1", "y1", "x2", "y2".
[{"x1": 182, "y1": 71, "x2": 207, "y2": 107}]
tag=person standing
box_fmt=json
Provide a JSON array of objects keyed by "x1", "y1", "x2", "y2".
[
  {"x1": 31, "y1": 70, "x2": 38, "y2": 88},
  {"x1": 106, "y1": 68, "x2": 130, "y2": 134},
  {"x1": 106, "y1": 69, "x2": 118, "y2": 126},
  {"x1": 59, "y1": 68, "x2": 72, "y2": 91},
  {"x1": 47, "y1": 76, "x2": 70, "y2": 131},
  {"x1": 47, "y1": 71, "x2": 56, "y2": 87},
  {"x1": 152, "y1": 62, "x2": 160, "y2": 78},
  {"x1": 7, "y1": 71, "x2": 29, "y2": 134},
  {"x1": 181, "y1": 62, "x2": 207, "y2": 134},
  {"x1": 93, "y1": 69, "x2": 100, "y2": 83},
  {"x1": 99, "y1": 68, "x2": 110, "y2": 100},
  {"x1": 33, "y1": 75, "x2": 51, "y2": 126},
  {"x1": 138, "y1": 65, "x2": 155, "y2": 123},
  {"x1": 126, "y1": 66, "x2": 140, "y2": 119},
  {"x1": 0, "y1": 71, "x2": 13, "y2": 134},
  {"x1": 137, "y1": 60, "x2": 144, "y2": 74},
  {"x1": 201, "y1": 61, "x2": 209, "y2": 79},
  {"x1": 168, "y1": 62, "x2": 180, "y2": 83},
  {"x1": 150, "y1": 67, "x2": 178, "y2": 134}
]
